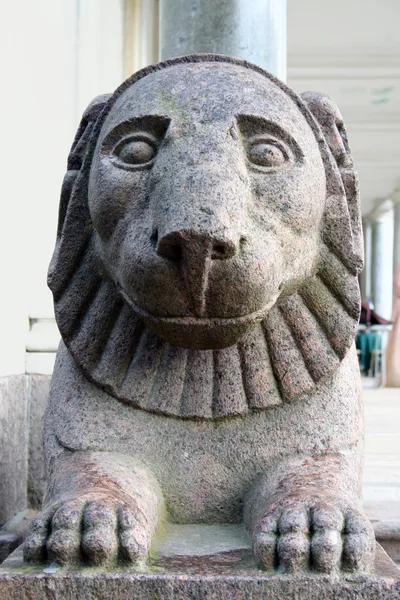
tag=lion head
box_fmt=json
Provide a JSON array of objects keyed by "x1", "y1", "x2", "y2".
[{"x1": 48, "y1": 55, "x2": 363, "y2": 419}]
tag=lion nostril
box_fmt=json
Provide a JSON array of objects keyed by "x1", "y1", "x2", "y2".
[
  {"x1": 213, "y1": 244, "x2": 226, "y2": 257},
  {"x1": 157, "y1": 239, "x2": 183, "y2": 262},
  {"x1": 211, "y1": 240, "x2": 236, "y2": 260},
  {"x1": 166, "y1": 243, "x2": 183, "y2": 262},
  {"x1": 150, "y1": 229, "x2": 158, "y2": 248},
  {"x1": 157, "y1": 231, "x2": 237, "y2": 262}
]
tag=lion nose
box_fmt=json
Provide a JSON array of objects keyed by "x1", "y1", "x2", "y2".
[
  {"x1": 155, "y1": 229, "x2": 239, "y2": 316},
  {"x1": 156, "y1": 230, "x2": 237, "y2": 262}
]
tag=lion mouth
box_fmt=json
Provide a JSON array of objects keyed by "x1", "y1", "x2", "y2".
[
  {"x1": 118, "y1": 286, "x2": 280, "y2": 349},
  {"x1": 119, "y1": 290, "x2": 272, "y2": 329}
]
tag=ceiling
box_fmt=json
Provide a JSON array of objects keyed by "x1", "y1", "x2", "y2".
[{"x1": 287, "y1": 0, "x2": 400, "y2": 215}]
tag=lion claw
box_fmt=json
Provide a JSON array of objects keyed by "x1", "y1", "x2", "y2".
[
  {"x1": 253, "y1": 502, "x2": 375, "y2": 573},
  {"x1": 24, "y1": 497, "x2": 151, "y2": 566}
]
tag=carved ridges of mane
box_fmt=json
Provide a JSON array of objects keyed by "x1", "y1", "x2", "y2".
[
  {"x1": 319, "y1": 245, "x2": 361, "y2": 321},
  {"x1": 181, "y1": 350, "x2": 214, "y2": 419},
  {"x1": 146, "y1": 344, "x2": 188, "y2": 415},
  {"x1": 67, "y1": 121, "x2": 95, "y2": 171},
  {"x1": 55, "y1": 246, "x2": 102, "y2": 342},
  {"x1": 55, "y1": 279, "x2": 358, "y2": 418},
  {"x1": 49, "y1": 171, "x2": 93, "y2": 300},
  {"x1": 52, "y1": 240, "x2": 358, "y2": 416},
  {"x1": 238, "y1": 326, "x2": 281, "y2": 409},
  {"x1": 120, "y1": 328, "x2": 164, "y2": 408},
  {"x1": 114, "y1": 332, "x2": 282, "y2": 419},
  {"x1": 322, "y1": 214, "x2": 360, "y2": 277},
  {"x1": 92, "y1": 304, "x2": 145, "y2": 389},
  {"x1": 340, "y1": 168, "x2": 363, "y2": 267},
  {"x1": 321, "y1": 178, "x2": 358, "y2": 277},
  {"x1": 55, "y1": 171, "x2": 79, "y2": 241},
  {"x1": 278, "y1": 294, "x2": 340, "y2": 383},
  {"x1": 212, "y1": 347, "x2": 248, "y2": 418},
  {"x1": 321, "y1": 170, "x2": 363, "y2": 277},
  {"x1": 298, "y1": 276, "x2": 358, "y2": 360},
  {"x1": 300, "y1": 91, "x2": 363, "y2": 276},
  {"x1": 262, "y1": 306, "x2": 315, "y2": 403},
  {"x1": 68, "y1": 280, "x2": 122, "y2": 372}
]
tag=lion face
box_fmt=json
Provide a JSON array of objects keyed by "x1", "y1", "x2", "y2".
[
  {"x1": 49, "y1": 56, "x2": 362, "y2": 418},
  {"x1": 88, "y1": 62, "x2": 326, "y2": 349}
]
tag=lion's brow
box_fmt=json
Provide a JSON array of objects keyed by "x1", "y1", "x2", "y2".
[{"x1": 236, "y1": 114, "x2": 304, "y2": 161}]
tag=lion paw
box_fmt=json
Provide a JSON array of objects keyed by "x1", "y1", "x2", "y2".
[
  {"x1": 24, "y1": 497, "x2": 152, "y2": 566},
  {"x1": 253, "y1": 502, "x2": 375, "y2": 574}
]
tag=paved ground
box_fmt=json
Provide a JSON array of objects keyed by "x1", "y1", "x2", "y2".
[{"x1": 363, "y1": 386, "x2": 400, "y2": 524}]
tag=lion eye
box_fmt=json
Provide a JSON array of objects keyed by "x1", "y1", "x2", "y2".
[
  {"x1": 114, "y1": 138, "x2": 156, "y2": 166},
  {"x1": 248, "y1": 141, "x2": 287, "y2": 168}
]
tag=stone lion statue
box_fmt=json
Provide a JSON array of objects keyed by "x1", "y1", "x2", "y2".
[{"x1": 24, "y1": 55, "x2": 374, "y2": 574}]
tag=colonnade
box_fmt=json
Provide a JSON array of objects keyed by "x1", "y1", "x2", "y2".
[{"x1": 361, "y1": 195, "x2": 400, "y2": 320}]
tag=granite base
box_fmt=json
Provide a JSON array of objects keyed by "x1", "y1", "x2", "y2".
[{"x1": 0, "y1": 524, "x2": 399, "y2": 599}]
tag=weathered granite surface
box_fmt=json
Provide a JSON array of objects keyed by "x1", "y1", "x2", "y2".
[
  {"x1": 0, "y1": 510, "x2": 37, "y2": 564},
  {"x1": 22, "y1": 54, "x2": 373, "y2": 580},
  {"x1": 27, "y1": 376, "x2": 50, "y2": 509},
  {"x1": 1, "y1": 529, "x2": 399, "y2": 599},
  {"x1": 0, "y1": 374, "x2": 49, "y2": 528},
  {"x1": 0, "y1": 375, "x2": 29, "y2": 525}
]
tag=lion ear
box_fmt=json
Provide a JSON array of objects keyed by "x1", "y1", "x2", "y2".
[
  {"x1": 48, "y1": 94, "x2": 111, "y2": 294},
  {"x1": 55, "y1": 94, "x2": 111, "y2": 239},
  {"x1": 301, "y1": 92, "x2": 364, "y2": 275}
]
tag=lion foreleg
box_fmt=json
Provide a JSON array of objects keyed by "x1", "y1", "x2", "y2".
[
  {"x1": 24, "y1": 450, "x2": 165, "y2": 566},
  {"x1": 244, "y1": 452, "x2": 375, "y2": 574}
]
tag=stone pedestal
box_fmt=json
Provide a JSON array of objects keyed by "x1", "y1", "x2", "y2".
[
  {"x1": 1, "y1": 525, "x2": 399, "y2": 600},
  {"x1": 0, "y1": 375, "x2": 29, "y2": 525},
  {"x1": 0, "y1": 374, "x2": 49, "y2": 528}
]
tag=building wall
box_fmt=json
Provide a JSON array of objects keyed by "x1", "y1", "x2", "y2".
[{"x1": 0, "y1": 0, "x2": 124, "y2": 376}]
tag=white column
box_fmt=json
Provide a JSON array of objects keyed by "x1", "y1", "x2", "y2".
[
  {"x1": 393, "y1": 201, "x2": 400, "y2": 277},
  {"x1": 371, "y1": 212, "x2": 394, "y2": 320},
  {"x1": 362, "y1": 218, "x2": 372, "y2": 301},
  {"x1": 159, "y1": 0, "x2": 287, "y2": 81},
  {"x1": 123, "y1": 0, "x2": 159, "y2": 76},
  {"x1": 76, "y1": 0, "x2": 124, "y2": 117}
]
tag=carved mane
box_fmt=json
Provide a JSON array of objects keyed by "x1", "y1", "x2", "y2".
[{"x1": 48, "y1": 55, "x2": 363, "y2": 420}]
